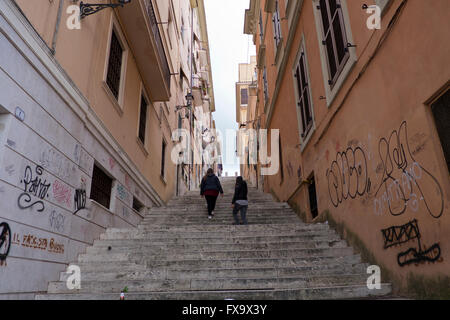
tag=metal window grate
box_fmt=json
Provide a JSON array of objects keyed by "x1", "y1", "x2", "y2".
[
  {"x1": 431, "y1": 88, "x2": 450, "y2": 173},
  {"x1": 139, "y1": 95, "x2": 148, "y2": 144},
  {"x1": 106, "y1": 30, "x2": 123, "y2": 99},
  {"x1": 241, "y1": 88, "x2": 249, "y2": 105},
  {"x1": 90, "y1": 165, "x2": 113, "y2": 209}
]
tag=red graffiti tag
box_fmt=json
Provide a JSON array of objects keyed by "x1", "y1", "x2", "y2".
[{"x1": 53, "y1": 180, "x2": 72, "y2": 207}]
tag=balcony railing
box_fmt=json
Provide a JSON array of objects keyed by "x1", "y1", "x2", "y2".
[
  {"x1": 146, "y1": 0, "x2": 171, "y2": 88},
  {"x1": 118, "y1": 0, "x2": 171, "y2": 101}
]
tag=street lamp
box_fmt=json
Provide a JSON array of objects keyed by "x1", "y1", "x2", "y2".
[
  {"x1": 80, "y1": 0, "x2": 131, "y2": 19},
  {"x1": 175, "y1": 92, "x2": 194, "y2": 112}
]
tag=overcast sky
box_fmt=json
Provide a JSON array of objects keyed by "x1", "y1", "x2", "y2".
[{"x1": 204, "y1": 0, "x2": 256, "y2": 176}]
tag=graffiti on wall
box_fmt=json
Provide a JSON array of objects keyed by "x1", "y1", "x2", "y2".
[
  {"x1": 381, "y1": 220, "x2": 442, "y2": 267},
  {"x1": 117, "y1": 184, "x2": 130, "y2": 203},
  {"x1": 18, "y1": 165, "x2": 50, "y2": 212},
  {"x1": 325, "y1": 121, "x2": 444, "y2": 219},
  {"x1": 374, "y1": 121, "x2": 444, "y2": 219},
  {"x1": 325, "y1": 121, "x2": 445, "y2": 268},
  {"x1": 53, "y1": 180, "x2": 72, "y2": 207},
  {"x1": 11, "y1": 231, "x2": 64, "y2": 255},
  {"x1": 326, "y1": 146, "x2": 371, "y2": 208},
  {"x1": 0, "y1": 222, "x2": 11, "y2": 266},
  {"x1": 39, "y1": 147, "x2": 76, "y2": 182},
  {"x1": 49, "y1": 211, "x2": 66, "y2": 233}
]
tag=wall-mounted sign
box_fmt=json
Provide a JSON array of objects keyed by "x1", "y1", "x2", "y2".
[{"x1": 15, "y1": 107, "x2": 25, "y2": 122}]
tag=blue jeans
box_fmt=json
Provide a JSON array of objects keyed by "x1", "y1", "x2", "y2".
[{"x1": 233, "y1": 204, "x2": 248, "y2": 225}]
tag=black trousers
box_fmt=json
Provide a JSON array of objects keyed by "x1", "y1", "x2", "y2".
[{"x1": 205, "y1": 195, "x2": 218, "y2": 216}]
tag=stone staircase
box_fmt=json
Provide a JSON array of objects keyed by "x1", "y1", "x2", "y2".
[{"x1": 35, "y1": 177, "x2": 391, "y2": 300}]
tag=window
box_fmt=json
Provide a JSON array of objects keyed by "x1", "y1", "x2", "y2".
[
  {"x1": 259, "y1": 10, "x2": 264, "y2": 43},
  {"x1": 272, "y1": 1, "x2": 282, "y2": 48},
  {"x1": 294, "y1": 47, "x2": 314, "y2": 138},
  {"x1": 318, "y1": 0, "x2": 350, "y2": 87},
  {"x1": 178, "y1": 113, "x2": 183, "y2": 129},
  {"x1": 263, "y1": 67, "x2": 269, "y2": 103},
  {"x1": 431, "y1": 88, "x2": 450, "y2": 173},
  {"x1": 132, "y1": 197, "x2": 144, "y2": 213},
  {"x1": 161, "y1": 139, "x2": 167, "y2": 178},
  {"x1": 181, "y1": 16, "x2": 185, "y2": 43},
  {"x1": 90, "y1": 164, "x2": 113, "y2": 209},
  {"x1": 138, "y1": 94, "x2": 148, "y2": 145},
  {"x1": 106, "y1": 29, "x2": 124, "y2": 99},
  {"x1": 241, "y1": 88, "x2": 249, "y2": 105},
  {"x1": 279, "y1": 135, "x2": 284, "y2": 184}
]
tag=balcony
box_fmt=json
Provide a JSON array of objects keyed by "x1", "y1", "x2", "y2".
[{"x1": 118, "y1": 0, "x2": 171, "y2": 101}]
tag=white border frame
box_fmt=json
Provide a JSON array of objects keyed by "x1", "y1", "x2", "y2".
[
  {"x1": 312, "y1": 0, "x2": 357, "y2": 107},
  {"x1": 292, "y1": 35, "x2": 316, "y2": 152}
]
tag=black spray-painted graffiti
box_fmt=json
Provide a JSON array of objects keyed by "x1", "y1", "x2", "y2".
[
  {"x1": 374, "y1": 121, "x2": 444, "y2": 218},
  {"x1": 0, "y1": 222, "x2": 11, "y2": 264},
  {"x1": 381, "y1": 219, "x2": 442, "y2": 267},
  {"x1": 326, "y1": 147, "x2": 371, "y2": 207},
  {"x1": 73, "y1": 189, "x2": 86, "y2": 215},
  {"x1": 18, "y1": 165, "x2": 51, "y2": 212}
]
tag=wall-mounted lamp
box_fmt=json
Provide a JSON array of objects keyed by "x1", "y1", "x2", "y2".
[
  {"x1": 80, "y1": 0, "x2": 131, "y2": 19},
  {"x1": 175, "y1": 92, "x2": 194, "y2": 112}
]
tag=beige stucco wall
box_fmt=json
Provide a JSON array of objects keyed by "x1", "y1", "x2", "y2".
[{"x1": 253, "y1": 0, "x2": 450, "y2": 294}]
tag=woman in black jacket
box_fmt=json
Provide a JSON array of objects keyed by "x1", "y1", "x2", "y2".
[
  {"x1": 231, "y1": 176, "x2": 248, "y2": 225},
  {"x1": 200, "y1": 168, "x2": 224, "y2": 219}
]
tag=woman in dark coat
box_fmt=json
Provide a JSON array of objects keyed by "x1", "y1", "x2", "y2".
[
  {"x1": 231, "y1": 176, "x2": 248, "y2": 225},
  {"x1": 200, "y1": 168, "x2": 224, "y2": 219}
]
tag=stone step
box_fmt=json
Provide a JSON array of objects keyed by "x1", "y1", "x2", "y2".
[
  {"x1": 74, "y1": 254, "x2": 363, "y2": 271},
  {"x1": 146, "y1": 210, "x2": 296, "y2": 217},
  {"x1": 140, "y1": 219, "x2": 301, "y2": 226},
  {"x1": 100, "y1": 229, "x2": 337, "y2": 240},
  {"x1": 48, "y1": 273, "x2": 370, "y2": 294},
  {"x1": 88, "y1": 239, "x2": 347, "y2": 253},
  {"x1": 78, "y1": 247, "x2": 355, "y2": 263},
  {"x1": 37, "y1": 174, "x2": 392, "y2": 300},
  {"x1": 112, "y1": 222, "x2": 330, "y2": 234},
  {"x1": 37, "y1": 283, "x2": 392, "y2": 300},
  {"x1": 59, "y1": 263, "x2": 369, "y2": 282},
  {"x1": 94, "y1": 234, "x2": 342, "y2": 246}
]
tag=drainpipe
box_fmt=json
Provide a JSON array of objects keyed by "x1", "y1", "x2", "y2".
[
  {"x1": 188, "y1": 4, "x2": 194, "y2": 190},
  {"x1": 51, "y1": 0, "x2": 64, "y2": 55}
]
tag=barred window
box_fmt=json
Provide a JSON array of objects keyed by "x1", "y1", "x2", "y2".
[
  {"x1": 90, "y1": 164, "x2": 113, "y2": 209},
  {"x1": 106, "y1": 29, "x2": 124, "y2": 99},
  {"x1": 318, "y1": 0, "x2": 349, "y2": 87},
  {"x1": 138, "y1": 95, "x2": 148, "y2": 144},
  {"x1": 241, "y1": 88, "x2": 249, "y2": 105}
]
